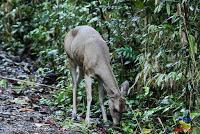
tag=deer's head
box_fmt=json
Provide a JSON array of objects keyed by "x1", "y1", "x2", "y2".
[{"x1": 108, "y1": 81, "x2": 129, "y2": 125}]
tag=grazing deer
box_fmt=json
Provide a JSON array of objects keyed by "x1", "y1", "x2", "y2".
[{"x1": 64, "y1": 25, "x2": 129, "y2": 125}]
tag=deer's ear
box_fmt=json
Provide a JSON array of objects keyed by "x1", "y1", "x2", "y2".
[{"x1": 120, "y1": 80, "x2": 129, "y2": 96}]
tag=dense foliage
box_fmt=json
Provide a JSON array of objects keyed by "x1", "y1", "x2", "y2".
[{"x1": 0, "y1": 0, "x2": 200, "y2": 133}]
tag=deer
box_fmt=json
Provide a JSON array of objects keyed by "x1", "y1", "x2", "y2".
[{"x1": 64, "y1": 25, "x2": 129, "y2": 126}]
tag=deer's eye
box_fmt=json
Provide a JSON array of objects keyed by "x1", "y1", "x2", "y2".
[{"x1": 113, "y1": 108, "x2": 119, "y2": 113}]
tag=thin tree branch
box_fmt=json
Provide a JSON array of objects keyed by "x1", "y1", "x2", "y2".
[{"x1": 96, "y1": 0, "x2": 111, "y2": 45}]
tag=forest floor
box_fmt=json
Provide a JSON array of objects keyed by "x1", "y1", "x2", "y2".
[
  {"x1": 1, "y1": 50, "x2": 199, "y2": 134},
  {"x1": 0, "y1": 50, "x2": 85, "y2": 134}
]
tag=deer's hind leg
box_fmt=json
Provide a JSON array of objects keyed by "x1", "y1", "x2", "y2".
[{"x1": 85, "y1": 74, "x2": 93, "y2": 124}]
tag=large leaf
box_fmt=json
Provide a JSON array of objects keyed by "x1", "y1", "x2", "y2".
[{"x1": 188, "y1": 34, "x2": 197, "y2": 63}]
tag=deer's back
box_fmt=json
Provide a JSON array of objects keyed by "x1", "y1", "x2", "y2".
[{"x1": 64, "y1": 26, "x2": 110, "y2": 73}]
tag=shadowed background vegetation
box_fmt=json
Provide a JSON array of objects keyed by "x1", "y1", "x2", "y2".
[{"x1": 0, "y1": 0, "x2": 200, "y2": 133}]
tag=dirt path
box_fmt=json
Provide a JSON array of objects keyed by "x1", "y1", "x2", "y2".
[
  {"x1": 0, "y1": 51, "x2": 73, "y2": 134},
  {"x1": 0, "y1": 50, "x2": 117, "y2": 134}
]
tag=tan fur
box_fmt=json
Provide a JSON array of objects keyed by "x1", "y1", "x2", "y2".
[{"x1": 64, "y1": 25, "x2": 129, "y2": 125}]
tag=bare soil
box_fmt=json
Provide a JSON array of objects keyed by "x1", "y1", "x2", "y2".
[{"x1": 0, "y1": 50, "x2": 80, "y2": 134}]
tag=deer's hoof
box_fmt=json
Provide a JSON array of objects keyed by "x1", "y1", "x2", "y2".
[
  {"x1": 72, "y1": 113, "x2": 77, "y2": 120},
  {"x1": 85, "y1": 118, "x2": 90, "y2": 123}
]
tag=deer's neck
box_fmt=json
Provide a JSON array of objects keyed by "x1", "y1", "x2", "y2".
[{"x1": 96, "y1": 64, "x2": 121, "y2": 98}]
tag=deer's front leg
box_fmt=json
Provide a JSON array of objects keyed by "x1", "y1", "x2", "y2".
[
  {"x1": 85, "y1": 74, "x2": 92, "y2": 124},
  {"x1": 98, "y1": 79, "x2": 107, "y2": 122}
]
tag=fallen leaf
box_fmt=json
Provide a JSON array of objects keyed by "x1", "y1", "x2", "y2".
[
  {"x1": 35, "y1": 123, "x2": 50, "y2": 127},
  {"x1": 0, "y1": 88, "x2": 3, "y2": 94},
  {"x1": 44, "y1": 119, "x2": 55, "y2": 125},
  {"x1": 11, "y1": 97, "x2": 29, "y2": 105},
  {"x1": 19, "y1": 108, "x2": 34, "y2": 112}
]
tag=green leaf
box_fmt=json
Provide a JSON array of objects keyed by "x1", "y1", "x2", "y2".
[
  {"x1": 143, "y1": 86, "x2": 150, "y2": 96},
  {"x1": 11, "y1": 98, "x2": 28, "y2": 105},
  {"x1": 142, "y1": 128, "x2": 152, "y2": 134},
  {"x1": 188, "y1": 34, "x2": 197, "y2": 62},
  {"x1": 0, "y1": 79, "x2": 8, "y2": 88},
  {"x1": 154, "y1": 3, "x2": 163, "y2": 13},
  {"x1": 190, "y1": 112, "x2": 200, "y2": 119},
  {"x1": 156, "y1": 74, "x2": 165, "y2": 86},
  {"x1": 89, "y1": 17, "x2": 99, "y2": 23},
  {"x1": 166, "y1": 4, "x2": 170, "y2": 15}
]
